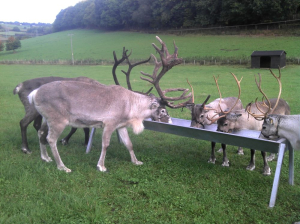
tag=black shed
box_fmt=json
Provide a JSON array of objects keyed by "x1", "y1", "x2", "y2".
[{"x1": 251, "y1": 50, "x2": 286, "y2": 68}]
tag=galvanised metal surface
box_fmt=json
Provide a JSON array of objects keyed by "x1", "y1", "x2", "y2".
[
  {"x1": 143, "y1": 117, "x2": 287, "y2": 154},
  {"x1": 86, "y1": 117, "x2": 294, "y2": 208}
]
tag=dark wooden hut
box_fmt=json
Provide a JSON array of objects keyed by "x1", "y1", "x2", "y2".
[{"x1": 251, "y1": 50, "x2": 286, "y2": 68}]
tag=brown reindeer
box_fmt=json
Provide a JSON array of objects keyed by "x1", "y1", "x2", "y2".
[
  {"x1": 27, "y1": 36, "x2": 192, "y2": 172},
  {"x1": 13, "y1": 76, "x2": 102, "y2": 154}
]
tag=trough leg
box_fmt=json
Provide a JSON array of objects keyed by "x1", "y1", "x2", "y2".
[
  {"x1": 86, "y1": 128, "x2": 96, "y2": 153},
  {"x1": 269, "y1": 143, "x2": 285, "y2": 208},
  {"x1": 288, "y1": 142, "x2": 294, "y2": 186}
]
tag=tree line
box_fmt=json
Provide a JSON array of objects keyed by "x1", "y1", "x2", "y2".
[{"x1": 53, "y1": 0, "x2": 300, "y2": 31}]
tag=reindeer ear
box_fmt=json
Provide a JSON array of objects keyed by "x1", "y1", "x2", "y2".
[
  {"x1": 185, "y1": 103, "x2": 194, "y2": 111},
  {"x1": 150, "y1": 102, "x2": 159, "y2": 110},
  {"x1": 269, "y1": 118, "x2": 274, "y2": 125}
]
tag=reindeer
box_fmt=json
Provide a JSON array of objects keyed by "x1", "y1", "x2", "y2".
[
  {"x1": 213, "y1": 69, "x2": 290, "y2": 175},
  {"x1": 27, "y1": 36, "x2": 192, "y2": 172},
  {"x1": 112, "y1": 47, "x2": 172, "y2": 124},
  {"x1": 13, "y1": 76, "x2": 103, "y2": 154},
  {"x1": 260, "y1": 115, "x2": 300, "y2": 151},
  {"x1": 186, "y1": 90, "x2": 244, "y2": 163}
]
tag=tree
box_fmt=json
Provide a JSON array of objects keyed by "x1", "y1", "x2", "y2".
[
  {"x1": 6, "y1": 36, "x2": 21, "y2": 53},
  {"x1": 12, "y1": 26, "x2": 21, "y2": 32},
  {"x1": 0, "y1": 40, "x2": 4, "y2": 52}
]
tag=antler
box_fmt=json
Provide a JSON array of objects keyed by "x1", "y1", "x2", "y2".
[
  {"x1": 207, "y1": 73, "x2": 243, "y2": 124},
  {"x1": 112, "y1": 47, "x2": 153, "y2": 94},
  {"x1": 140, "y1": 36, "x2": 192, "y2": 108},
  {"x1": 246, "y1": 68, "x2": 282, "y2": 120}
]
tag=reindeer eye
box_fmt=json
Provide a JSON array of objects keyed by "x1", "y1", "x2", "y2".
[
  {"x1": 224, "y1": 123, "x2": 228, "y2": 126},
  {"x1": 200, "y1": 115, "x2": 204, "y2": 118}
]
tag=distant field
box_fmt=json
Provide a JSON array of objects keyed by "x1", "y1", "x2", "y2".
[{"x1": 1, "y1": 29, "x2": 300, "y2": 64}]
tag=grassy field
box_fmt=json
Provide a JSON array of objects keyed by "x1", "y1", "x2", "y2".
[
  {"x1": 0, "y1": 63, "x2": 300, "y2": 223},
  {"x1": 1, "y1": 29, "x2": 300, "y2": 64}
]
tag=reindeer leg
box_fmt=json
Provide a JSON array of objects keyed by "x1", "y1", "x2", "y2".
[
  {"x1": 237, "y1": 146, "x2": 244, "y2": 155},
  {"x1": 38, "y1": 121, "x2": 52, "y2": 162},
  {"x1": 46, "y1": 121, "x2": 70, "y2": 172},
  {"x1": 246, "y1": 149, "x2": 256, "y2": 171},
  {"x1": 118, "y1": 127, "x2": 143, "y2": 166},
  {"x1": 97, "y1": 126, "x2": 114, "y2": 172},
  {"x1": 267, "y1": 153, "x2": 276, "y2": 162},
  {"x1": 83, "y1": 128, "x2": 90, "y2": 145},
  {"x1": 20, "y1": 110, "x2": 40, "y2": 154},
  {"x1": 60, "y1": 128, "x2": 77, "y2": 145},
  {"x1": 33, "y1": 115, "x2": 43, "y2": 131},
  {"x1": 208, "y1": 141, "x2": 216, "y2": 164},
  {"x1": 221, "y1": 143, "x2": 229, "y2": 167},
  {"x1": 217, "y1": 146, "x2": 223, "y2": 153},
  {"x1": 262, "y1": 151, "x2": 271, "y2": 175}
]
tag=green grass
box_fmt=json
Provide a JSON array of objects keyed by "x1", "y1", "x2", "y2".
[
  {"x1": 1, "y1": 29, "x2": 300, "y2": 64},
  {"x1": 1, "y1": 64, "x2": 300, "y2": 223}
]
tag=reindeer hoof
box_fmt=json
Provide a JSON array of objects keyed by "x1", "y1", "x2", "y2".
[
  {"x1": 58, "y1": 166, "x2": 72, "y2": 173},
  {"x1": 133, "y1": 161, "x2": 143, "y2": 166},
  {"x1": 246, "y1": 164, "x2": 255, "y2": 171},
  {"x1": 222, "y1": 161, "x2": 230, "y2": 167},
  {"x1": 22, "y1": 148, "x2": 32, "y2": 154},
  {"x1": 263, "y1": 167, "x2": 271, "y2": 176},
  {"x1": 208, "y1": 158, "x2": 216, "y2": 164},
  {"x1": 267, "y1": 154, "x2": 276, "y2": 162},
  {"x1": 42, "y1": 156, "x2": 53, "y2": 163},
  {"x1": 237, "y1": 149, "x2": 244, "y2": 155},
  {"x1": 97, "y1": 165, "x2": 107, "y2": 172},
  {"x1": 60, "y1": 139, "x2": 68, "y2": 145}
]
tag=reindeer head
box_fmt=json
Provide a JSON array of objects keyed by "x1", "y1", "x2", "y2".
[
  {"x1": 206, "y1": 73, "x2": 243, "y2": 133},
  {"x1": 112, "y1": 36, "x2": 193, "y2": 123},
  {"x1": 261, "y1": 115, "x2": 281, "y2": 139},
  {"x1": 216, "y1": 112, "x2": 242, "y2": 133},
  {"x1": 186, "y1": 95, "x2": 211, "y2": 128}
]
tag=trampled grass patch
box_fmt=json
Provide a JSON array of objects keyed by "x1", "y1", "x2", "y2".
[{"x1": 0, "y1": 64, "x2": 300, "y2": 223}]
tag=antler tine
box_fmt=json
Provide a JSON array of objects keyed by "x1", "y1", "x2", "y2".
[
  {"x1": 245, "y1": 74, "x2": 270, "y2": 120},
  {"x1": 213, "y1": 75, "x2": 224, "y2": 113},
  {"x1": 255, "y1": 73, "x2": 271, "y2": 115},
  {"x1": 112, "y1": 47, "x2": 152, "y2": 94},
  {"x1": 246, "y1": 70, "x2": 282, "y2": 120},
  {"x1": 122, "y1": 53, "x2": 151, "y2": 91},
  {"x1": 207, "y1": 73, "x2": 242, "y2": 122},
  {"x1": 245, "y1": 100, "x2": 265, "y2": 121},
  {"x1": 112, "y1": 47, "x2": 129, "y2": 85},
  {"x1": 140, "y1": 36, "x2": 192, "y2": 109},
  {"x1": 186, "y1": 79, "x2": 194, "y2": 104},
  {"x1": 206, "y1": 113, "x2": 226, "y2": 124},
  {"x1": 268, "y1": 67, "x2": 282, "y2": 113}
]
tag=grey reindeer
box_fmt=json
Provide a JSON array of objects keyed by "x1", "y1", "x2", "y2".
[
  {"x1": 27, "y1": 36, "x2": 192, "y2": 172},
  {"x1": 214, "y1": 69, "x2": 290, "y2": 175},
  {"x1": 13, "y1": 76, "x2": 103, "y2": 154}
]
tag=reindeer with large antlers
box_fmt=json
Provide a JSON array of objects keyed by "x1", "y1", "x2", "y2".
[
  {"x1": 186, "y1": 82, "x2": 244, "y2": 165},
  {"x1": 27, "y1": 36, "x2": 192, "y2": 172},
  {"x1": 201, "y1": 73, "x2": 245, "y2": 167},
  {"x1": 214, "y1": 69, "x2": 289, "y2": 175},
  {"x1": 112, "y1": 47, "x2": 172, "y2": 123}
]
